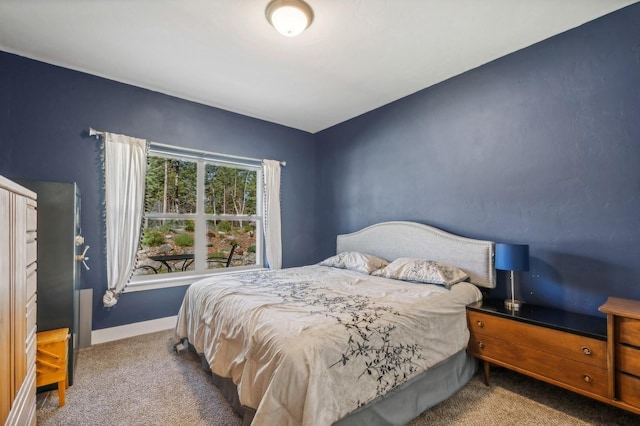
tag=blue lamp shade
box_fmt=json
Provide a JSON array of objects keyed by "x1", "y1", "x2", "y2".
[{"x1": 495, "y1": 243, "x2": 529, "y2": 272}]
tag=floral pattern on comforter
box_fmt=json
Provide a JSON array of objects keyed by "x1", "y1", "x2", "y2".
[{"x1": 175, "y1": 265, "x2": 482, "y2": 426}]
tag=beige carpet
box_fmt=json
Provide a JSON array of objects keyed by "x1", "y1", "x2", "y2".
[{"x1": 37, "y1": 329, "x2": 638, "y2": 425}]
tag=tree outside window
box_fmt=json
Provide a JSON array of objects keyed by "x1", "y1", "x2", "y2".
[{"x1": 134, "y1": 153, "x2": 262, "y2": 276}]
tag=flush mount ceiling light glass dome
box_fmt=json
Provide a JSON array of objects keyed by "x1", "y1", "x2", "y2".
[{"x1": 266, "y1": 0, "x2": 314, "y2": 37}]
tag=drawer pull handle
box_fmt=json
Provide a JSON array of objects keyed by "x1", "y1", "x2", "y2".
[
  {"x1": 478, "y1": 342, "x2": 485, "y2": 350},
  {"x1": 581, "y1": 346, "x2": 592, "y2": 356},
  {"x1": 583, "y1": 374, "x2": 592, "y2": 383},
  {"x1": 476, "y1": 320, "x2": 484, "y2": 328}
]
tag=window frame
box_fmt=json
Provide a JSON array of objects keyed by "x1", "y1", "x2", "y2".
[{"x1": 127, "y1": 146, "x2": 264, "y2": 292}]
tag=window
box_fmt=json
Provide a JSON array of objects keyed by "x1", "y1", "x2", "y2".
[{"x1": 133, "y1": 149, "x2": 263, "y2": 280}]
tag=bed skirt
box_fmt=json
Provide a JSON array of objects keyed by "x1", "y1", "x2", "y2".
[
  {"x1": 189, "y1": 343, "x2": 477, "y2": 426},
  {"x1": 335, "y1": 349, "x2": 477, "y2": 425}
]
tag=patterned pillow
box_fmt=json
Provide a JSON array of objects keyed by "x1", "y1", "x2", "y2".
[
  {"x1": 371, "y1": 257, "x2": 469, "y2": 289},
  {"x1": 318, "y1": 251, "x2": 389, "y2": 274}
]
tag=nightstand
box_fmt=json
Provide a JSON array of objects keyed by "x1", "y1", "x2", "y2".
[{"x1": 466, "y1": 299, "x2": 609, "y2": 401}]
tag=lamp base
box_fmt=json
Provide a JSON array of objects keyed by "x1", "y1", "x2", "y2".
[{"x1": 504, "y1": 299, "x2": 521, "y2": 311}]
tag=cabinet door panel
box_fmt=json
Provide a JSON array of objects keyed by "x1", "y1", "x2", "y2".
[
  {"x1": 13, "y1": 195, "x2": 28, "y2": 392},
  {"x1": 0, "y1": 188, "x2": 11, "y2": 424}
]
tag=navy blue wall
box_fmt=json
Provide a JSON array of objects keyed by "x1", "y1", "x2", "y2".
[
  {"x1": 1, "y1": 4, "x2": 639, "y2": 330},
  {"x1": 0, "y1": 52, "x2": 316, "y2": 329},
  {"x1": 315, "y1": 5, "x2": 640, "y2": 316}
]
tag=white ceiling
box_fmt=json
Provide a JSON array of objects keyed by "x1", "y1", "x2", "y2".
[{"x1": 0, "y1": 0, "x2": 636, "y2": 133}]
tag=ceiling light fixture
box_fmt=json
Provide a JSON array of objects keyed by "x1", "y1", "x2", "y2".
[{"x1": 266, "y1": 0, "x2": 314, "y2": 37}]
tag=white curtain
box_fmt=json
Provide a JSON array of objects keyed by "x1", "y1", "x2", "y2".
[
  {"x1": 102, "y1": 132, "x2": 148, "y2": 308},
  {"x1": 263, "y1": 159, "x2": 282, "y2": 269}
]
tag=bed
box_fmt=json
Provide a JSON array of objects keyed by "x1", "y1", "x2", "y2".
[{"x1": 175, "y1": 221, "x2": 495, "y2": 425}]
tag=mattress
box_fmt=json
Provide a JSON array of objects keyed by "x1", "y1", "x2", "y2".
[{"x1": 175, "y1": 265, "x2": 482, "y2": 426}]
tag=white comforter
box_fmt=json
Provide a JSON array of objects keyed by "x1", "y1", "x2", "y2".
[{"x1": 175, "y1": 265, "x2": 482, "y2": 426}]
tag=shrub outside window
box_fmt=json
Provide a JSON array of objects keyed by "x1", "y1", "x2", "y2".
[{"x1": 133, "y1": 152, "x2": 263, "y2": 278}]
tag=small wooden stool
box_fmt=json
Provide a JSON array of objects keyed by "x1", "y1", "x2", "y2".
[{"x1": 36, "y1": 328, "x2": 70, "y2": 407}]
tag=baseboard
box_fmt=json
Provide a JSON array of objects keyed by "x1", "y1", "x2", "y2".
[{"x1": 91, "y1": 315, "x2": 177, "y2": 345}]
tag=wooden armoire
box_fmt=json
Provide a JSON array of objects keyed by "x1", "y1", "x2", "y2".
[{"x1": 0, "y1": 175, "x2": 37, "y2": 426}]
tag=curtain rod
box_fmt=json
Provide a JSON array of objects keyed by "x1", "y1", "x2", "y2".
[{"x1": 88, "y1": 127, "x2": 286, "y2": 167}]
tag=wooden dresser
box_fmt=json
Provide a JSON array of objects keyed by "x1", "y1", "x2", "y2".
[
  {"x1": 467, "y1": 298, "x2": 640, "y2": 415},
  {"x1": 0, "y1": 175, "x2": 38, "y2": 426},
  {"x1": 599, "y1": 297, "x2": 640, "y2": 412}
]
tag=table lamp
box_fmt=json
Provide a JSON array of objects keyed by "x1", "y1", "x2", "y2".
[{"x1": 495, "y1": 243, "x2": 529, "y2": 311}]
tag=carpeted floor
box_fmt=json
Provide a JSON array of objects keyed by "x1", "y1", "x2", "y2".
[{"x1": 37, "y1": 329, "x2": 639, "y2": 425}]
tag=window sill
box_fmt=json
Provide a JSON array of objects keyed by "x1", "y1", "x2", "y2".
[{"x1": 124, "y1": 265, "x2": 266, "y2": 293}]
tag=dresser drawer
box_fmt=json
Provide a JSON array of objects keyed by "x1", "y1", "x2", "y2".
[
  {"x1": 617, "y1": 317, "x2": 640, "y2": 347},
  {"x1": 468, "y1": 332, "x2": 608, "y2": 397},
  {"x1": 27, "y1": 204, "x2": 37, "y2": 231},
  {"x1": 26, "y1": 294, "x2": 37, "y2": 335},
  {"x1": 27, "y1": 332, "x2": 37, "y2": 368},
  {"x1": 26, "y1": 239, "x2": 37, "y2": 266},
  {"x1": 467, "y1": 310, "x2": 606, "y2": 368},
  {"x1": 617, "y1": 373, "x2": 640, "y2": 407},
  {"x1": 618, "y1": 344, "x2": 640, "y2": 377},
  {"x1": 26, "y1": 263, "x2": 37, "y2": 297}
]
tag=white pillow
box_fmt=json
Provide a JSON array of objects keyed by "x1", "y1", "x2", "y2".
[
  {"x1": 371, "y1": 257, "x2": 469, "y2": 289},
  {"x1": 318, "y1": 251, "x2": 389, "y2": 274}
]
